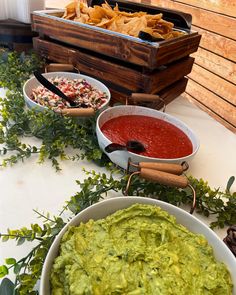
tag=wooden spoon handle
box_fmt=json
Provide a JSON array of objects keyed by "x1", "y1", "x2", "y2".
[
  {"x1": 139, "y1": 162, "x2": 184, "y2": 175},
  {"x1": 140, "y1": 168, "x2": 188, "y2": 188},
  {"x1": 55, "y1": 108, "x2": 95, "y2": 117},
  {"x1": 45, "y1": 63, "x2": 75, "y2": 73},
  {"x1": 131, "y1": 93, "x2": 161, "y2": 102}
]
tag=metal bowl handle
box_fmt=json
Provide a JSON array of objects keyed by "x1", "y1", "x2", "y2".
[
  {"x1": 126, "y1": 93, "x2": 166, "y2": 112},
  {"x1": 124, "y1": 168, "x2": 196, "y2": 214}
]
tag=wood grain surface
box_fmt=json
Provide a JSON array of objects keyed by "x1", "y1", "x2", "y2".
[
  {"x1": 192, "y1": 26, "x2": 236, "y2": 63},
  {"x1": 171, "y1": 0, "x2": 236, "y2": 18},
  {"x1": 189, "y1": 64, "x2": 236, "y2": 106},
  {"x1": 151, "y1": 0, "x2": 236, "y2": 40},
  {"x1": 183, "y1": 93, "x2": 236, "y2": 134},
  {"x1": 142, "y1": 0, "x2": 236, "y2": 132},
  {"x1": 186, "y1": 79, "x2": 236, "y2": 127},
  {"x1": 39, "y1": 1, "x2": 236, "y2": 131},
  {"x1": 192, "y1": 48, "x2": 236, "y2": 85},
  {"x1": 34, "y1": 37, "x2": 193, "y2": 93},
  {"x1": 110, "y1": 77, "x2": 188, "y2": 106}
]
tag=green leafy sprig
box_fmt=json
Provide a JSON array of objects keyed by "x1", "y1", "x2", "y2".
[{"x1": 0, "y1": 210, "x2": 65, "y2": 295}]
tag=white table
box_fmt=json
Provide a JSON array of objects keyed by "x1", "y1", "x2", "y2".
[{"x1": 0, "y1": 87, "x2": 236, "y2": 280}]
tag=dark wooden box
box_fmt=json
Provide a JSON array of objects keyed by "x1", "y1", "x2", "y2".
[
  {"x1": 0, "y1": 19, "x2": 35, "y2": 51},
  {"x1": 31, "y1": 0, "x2": 201, "y2": 106}
]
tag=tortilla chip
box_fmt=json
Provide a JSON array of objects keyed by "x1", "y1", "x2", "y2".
[{"x1": 62, "y1": 1, "x2": 186, "y2": 41}]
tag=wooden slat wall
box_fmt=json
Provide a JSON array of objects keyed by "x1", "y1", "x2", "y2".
[{"x1": 132, "y1": 0, "x2": 236, "y2": 133}]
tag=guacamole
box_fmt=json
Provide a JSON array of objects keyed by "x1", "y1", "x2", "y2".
[{"x1": 50, "y1": 204, "x2": 233, "y2": 295}]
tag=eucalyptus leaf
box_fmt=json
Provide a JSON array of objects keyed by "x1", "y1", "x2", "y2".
[
  {"x1": 226, "y1": 176, "x2": 235, "y2": 193},
  {"x1": 5, "y1": 258, "x2": 16, "y2": 265},
  {"x1": 13, "y1": 263, "x2": 21, "y2": 275},
  {"x1": 0, "y1": 265, "x2": 9, "y2": 278},
  {"x1": 0, "y1": 278, "x2": 15, "y2": 295},
  {"x1": 16, "y1": 237, "x2": 25, "y2": 246}
]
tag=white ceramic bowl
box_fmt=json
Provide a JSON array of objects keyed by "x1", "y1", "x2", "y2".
[
  {"x1": 23, "y1": 72, "x2": 110, "y2": 114},
  {"x1": 40, "y1": 196, "x2": 236, "y2": 294},
  {"x1": 96, "y1": 105, "x2": 200, "y2": 169}
]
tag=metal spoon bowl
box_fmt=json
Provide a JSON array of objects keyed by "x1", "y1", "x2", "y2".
[
  {"x1": 105, "y1": 140, "x2": 146, "y2": 153},
  {"x1": 33, "y1": 71, "x2": 77, "y2": 107}
]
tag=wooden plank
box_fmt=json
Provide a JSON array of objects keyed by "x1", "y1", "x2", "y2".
[
  {"x1": 154, "y1": 33, "x2": 200, "y2": 67},
  {"x1": 147, "y1": 57, "x2": 194, "y2": 93},
  {"x1": 150, "y1": 0, "x2": 236, "y2": 40},
  {"x1": 110, "y1": 88, "x2": 129, "y2": 105},
  {"x1": 183, "y1": 93, "x2": 236, "y2": 134},
  {"x1": 186, "y1": 79, "x2": 236, "y2": 127},
  {"x1": 0, "y1": 19, "x2": 34, "y2": 51},
  {"x1": 110, "y1": 78, "x2": 188, "y2": 107},
  {"x1": 192, "y1": 26, "x2": 236, "y2": 63},
  {"x1": 158, "y1": 77, "x2": 188, "y2": 105},
  {"x1": 188, "y1": 64, "x2": 236, "y2": 106},
  {"x1": 192, "y1": 48, "x2": 236, "y2": 85},
  {"x1": 73, "y1": 52, "x2": 144, "y2": 93},
  {"x1": 172, "y1": 0, "x2": 236, "y2": 18},
  {"x1": 32, "y1": 14, "x2": 156, "y2": 68},
  {"x1": 33, "y1": 37, "x2": 143, "y2": 92},
  {"x1": 0, "y1": 19, "x2": 34, "y2": 38}
]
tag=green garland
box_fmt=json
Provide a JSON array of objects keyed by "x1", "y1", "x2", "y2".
[{"x1": 0, "y1": 50, "x2": 235, "y2": 294}]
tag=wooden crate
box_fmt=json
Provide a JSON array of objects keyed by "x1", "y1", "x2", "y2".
[
  {"x1": 0, "y1": 19, "x2": 35, "y2": 51},
  {"x1": 32, "y1": 0, "x2": 201, "y2": 106},
  {"x1": 32, "y1": 1, "x2": 200, "y2": 70}
]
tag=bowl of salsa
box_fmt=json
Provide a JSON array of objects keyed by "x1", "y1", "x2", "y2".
[{"x1": 96, "y1": 105, "x2": 199, "y2": 169}]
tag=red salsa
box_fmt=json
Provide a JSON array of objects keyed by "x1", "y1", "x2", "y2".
[{"x1": 101, "y1": 115, "x2": 193, "y2": 158}]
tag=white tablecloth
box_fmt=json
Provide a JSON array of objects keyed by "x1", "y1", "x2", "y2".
[{"x1": 0, "y1": 87, "x2": 236, "y2": 280}]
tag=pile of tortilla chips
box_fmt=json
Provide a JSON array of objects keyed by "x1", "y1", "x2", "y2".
[{"x1": 62, "y1": 0, "x2": 185, "y2": 40}]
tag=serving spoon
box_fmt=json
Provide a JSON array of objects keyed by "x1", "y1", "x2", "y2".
[
  {"x1": 33, "y1": 71, "x2": 95, "y2": 117},
  {"x1": 33, "y1": 71, "x2": 77, "y2": 107},
  {"x1": 105, "y1": 140, "x2": 146, "y2": 153}
]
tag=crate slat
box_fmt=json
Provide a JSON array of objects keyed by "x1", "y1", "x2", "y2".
[{"x1": 110, "y1": 77, "x2": 188, "y2": 106}]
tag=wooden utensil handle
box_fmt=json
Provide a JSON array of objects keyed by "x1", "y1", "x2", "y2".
[
  {"x1": 139, "y1": 162, "x2": 184, "y2": 175},
  {"x1": 45, "y1": 63, "x2": 75, "y2": 73},
  {"x1": 55, "y1": 108, "x2": 95, "y2": 117},
  {"x1": 131, "y1": 93, "x2": 161, "y2": 102},
  {"x1": 140, "y1": 168, "x2": 188, "y2": 188}
]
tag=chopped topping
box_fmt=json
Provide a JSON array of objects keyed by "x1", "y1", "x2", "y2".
[{"x1": 31, "y1": 77, "x2": 108, "y2": 110}]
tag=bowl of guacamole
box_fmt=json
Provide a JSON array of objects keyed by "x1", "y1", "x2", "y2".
[{"x1": 40, "y1": 197, "x2": 236, "y2": 295}]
